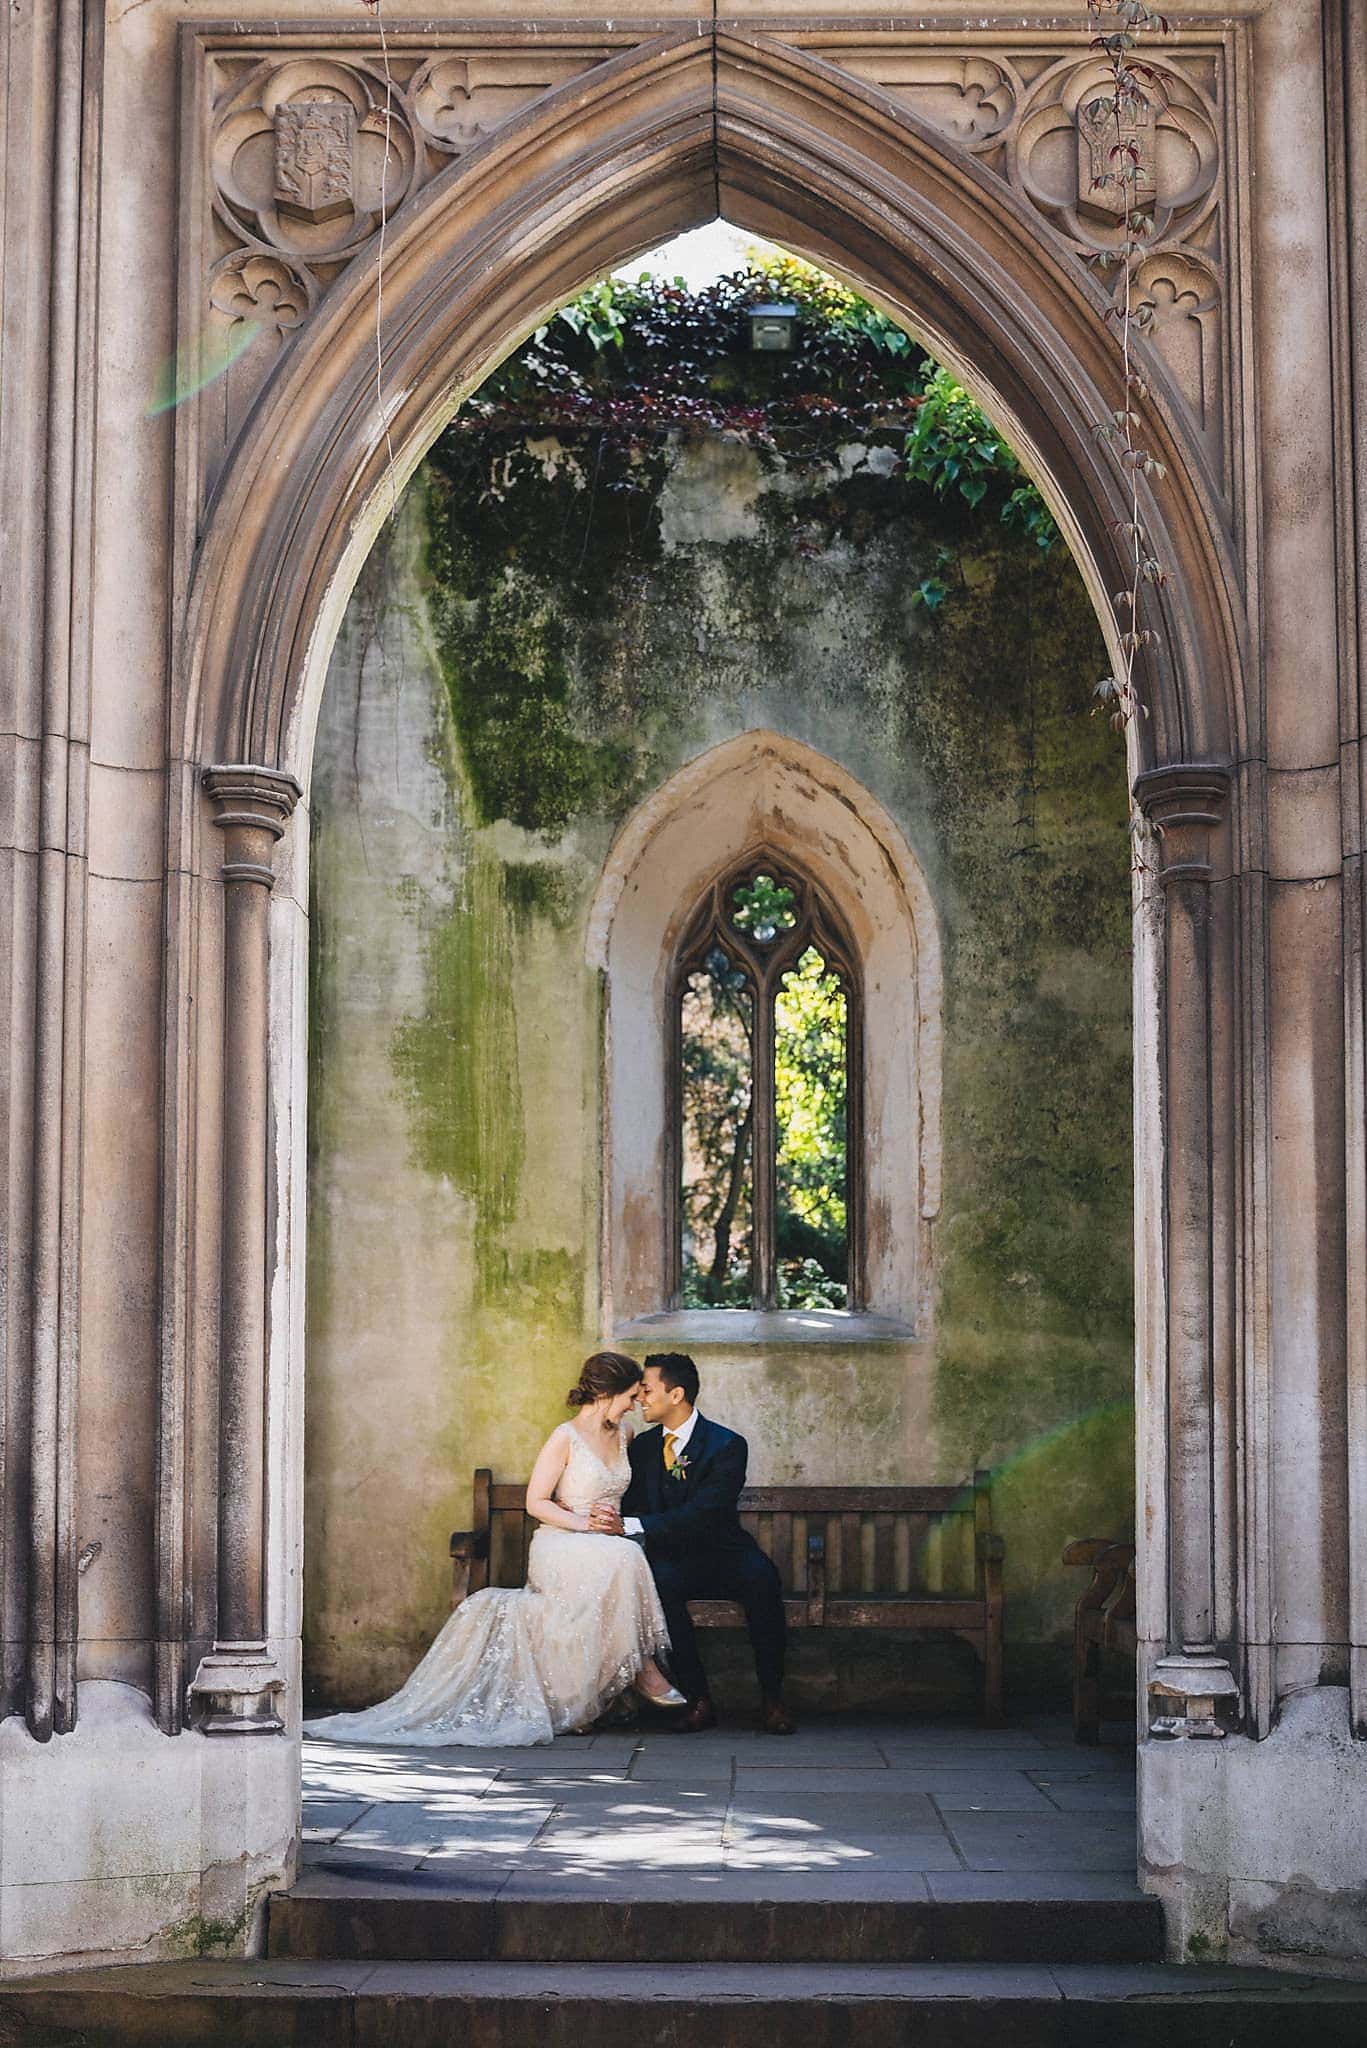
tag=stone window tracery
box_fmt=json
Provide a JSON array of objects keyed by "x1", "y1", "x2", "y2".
[
  {"x1": 589, "y1": 731, "x2": 940, "y2": 1335},
  {"x1": 669, "y1": 859, "x2": 863, "y2": 1313}
]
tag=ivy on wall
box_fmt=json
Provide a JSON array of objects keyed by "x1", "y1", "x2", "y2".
[
  {"x1": 463, "y1": 257, "x2": 1058, "y2": 548},
  {"x1": 425, "y1": 257, "x2": 1068, "y2": 830}
]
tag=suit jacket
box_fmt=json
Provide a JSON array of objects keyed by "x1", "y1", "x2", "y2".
[{"x1": 623, "y1": 1414, "x2": 761, "y2": 1560}]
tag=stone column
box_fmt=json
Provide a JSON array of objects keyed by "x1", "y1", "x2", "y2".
[
  {"x1": 188, "y1": 765, "x2": 301, "y2": 1734},
  {"x1": 1134, "y1": 762, "x2": 1241, "y2": 1738}
]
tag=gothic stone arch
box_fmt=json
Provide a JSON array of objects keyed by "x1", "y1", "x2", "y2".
[
  {"x1": 585, "y1": 730, "x2": 944, "y2": 1332},
  {"x1": 6, "y1": 0, "x2": 1367, "y2": 1981},
  {"x1": 172, "y1": 26, "x2": 1252, "y2": 1760},
  {"x1": 174, "y1": 17, "x2": 1266, "y2": 1952}
]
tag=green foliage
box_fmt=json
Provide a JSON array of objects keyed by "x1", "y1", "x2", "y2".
[
  {"x1": 462, "y1": 259, "x2": 1057, "y2": 552},
  {"x1": 1002, "y1": 483, "x2": 1061, "y2": 553},
  {"x1": 731, "y1": 872, "x2": 797, "y2": 943},
  {"x1": 903, "y1": 367, "x2": 1059, "y2": 551},
  {"x1": 680, "y1": 956, "x2": 755, "y2": 1308},
  {"x1": 555, "y1": 277, "x2": 630, "y2": 351},
  {"x1": 775, "y1": 948, "x2": 848, "y2": 1308},
  {"x1": 679, "y1": 940, "x2": 851, "y2": 1311},
  {"x1": 748, "y1": 252, "x2": 918, "y2": 364},
  {"x1": 423, "y1": 450, "x2": 655, "y2": 835},
  {"x1": 911, "y1": 574, "x2": 951, "y2": 613}
]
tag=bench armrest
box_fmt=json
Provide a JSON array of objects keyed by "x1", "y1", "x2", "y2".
[
  {"x1": 1064, "y1": 1537, "x2": 1133, "y2": 1617},
  {"x1": 449, "y1": 1528, "x2": 490, "y2": 1610}
]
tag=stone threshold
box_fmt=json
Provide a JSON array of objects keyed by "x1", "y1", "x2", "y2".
[{"x1": 6, "y1": 1957, "x2": 1367, "y2": 2048}]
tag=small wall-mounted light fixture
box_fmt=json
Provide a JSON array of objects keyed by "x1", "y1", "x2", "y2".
[{"x1": 747, "y1": 302, "x2": 799, "y2": 353}]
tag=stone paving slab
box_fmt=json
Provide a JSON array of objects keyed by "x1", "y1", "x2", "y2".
[
  {"x1": 23, "y1": 1958, "x2": 1365, "y2": 2000},
  {"x1": 941, "y1": 1814, "x2": 1136, "y2": 1873},
  {"x1": 728, "y1": 1788, "x2": 942, "y2": 1818},
  {"x1": 486, "y1": 1761, "x2": 635, "y2": 1781},
  {"x1": 626, "y1": 1753, "x2": 737, "y2": 1779},
  {"x1": 728, "y1": 1764, "x2": 1030, "y2": 1791},
  {"x1": 313, "y1": 1858, "x2": 1180, "y2": 1910},
  {"x1": 531, "y1": 1785, "x2": 728, "y2": 1813},
  {"x1": 724, "y1": 1837, "x2": 964, "y2": 1873},
  {"x1": 490, "y1": 1869, "x2": 938, "y2": 1902},
  {"x1": 305, "y1": 1715, "x2": 1141, "y2": 1888},
  {"x1": 350, "y1": 1958, "x2": 1069, "y2": 1997},
  {"x1": 930, "y1": 1779, "x2": 1058, "y2": 1811},
  {"x1": 924, "y1": 1869, "x2": 1149, "y2": 1902},
  {"x1": 1035, "y1": 1777, "x2": 1139, "y2": 1809},
  {"x1": 302, "y1": 1796, "x2": 374, "y2": 1841}
]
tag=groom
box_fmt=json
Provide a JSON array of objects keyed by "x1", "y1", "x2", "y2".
[{"x1": 590, "y1": 1352, "x2": 797, "y2": 1735}]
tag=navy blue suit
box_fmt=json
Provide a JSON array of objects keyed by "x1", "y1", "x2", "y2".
[{"x1": 623, "y1": 1415, "x2": 786, "y2": 1703}]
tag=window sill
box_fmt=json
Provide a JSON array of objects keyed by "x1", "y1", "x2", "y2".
[{"x1": 614, "y1": 1308, "x2": 918, "y2": 1349}]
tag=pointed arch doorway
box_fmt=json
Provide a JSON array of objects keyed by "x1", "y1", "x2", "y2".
[{"x1": 158, "y1": 26, "x2": 1251, "y2": 1948}]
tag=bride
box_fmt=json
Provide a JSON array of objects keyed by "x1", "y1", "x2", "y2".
[{"x1": 304, "y1": 1351, "x2": 684, "y2": 1747}]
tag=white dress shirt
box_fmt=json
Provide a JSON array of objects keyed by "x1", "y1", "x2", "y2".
[{"x1": 623, "y1": 1407, "x2": 701, "y2": 1537}]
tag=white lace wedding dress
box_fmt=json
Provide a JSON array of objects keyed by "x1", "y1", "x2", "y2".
[{"x1": 303, "y1": 1422, "x2": 669, "y2": 1747}]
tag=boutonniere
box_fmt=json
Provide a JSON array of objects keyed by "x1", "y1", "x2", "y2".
[{"x1": 668, "y1": 1451, "x2": 692, "y2": 1482}]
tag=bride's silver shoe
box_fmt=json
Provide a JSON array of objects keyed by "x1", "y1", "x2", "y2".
[{"x1": 632, "y1": 1677, "x2": 687, "y2": 1708}]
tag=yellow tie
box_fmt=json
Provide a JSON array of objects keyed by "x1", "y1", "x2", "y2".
[{"x1": 663, "y1": 1430, "x2": 678, "y2": 1472}]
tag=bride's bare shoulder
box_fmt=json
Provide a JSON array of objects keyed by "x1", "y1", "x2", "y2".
[{"x1": 529, "y1": 1420, "x2": 572, "y2": 1469}]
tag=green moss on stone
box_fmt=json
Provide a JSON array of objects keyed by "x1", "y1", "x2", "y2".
[
  {"x1": 391, "y1": 850, "x2": 524, "y2": 1247},
  {"x1": 314, "y1": 373, "x2": 1136, "y2": 1696}
]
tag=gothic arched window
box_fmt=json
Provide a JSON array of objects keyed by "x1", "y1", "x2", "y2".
[{"x1": 669, "y1": 859, "x2": 863, "y2": 1312}]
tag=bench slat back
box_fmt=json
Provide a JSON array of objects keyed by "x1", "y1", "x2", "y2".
[{"x1": 479, "y1": 1479, "x2": 986, "y2": 1599}]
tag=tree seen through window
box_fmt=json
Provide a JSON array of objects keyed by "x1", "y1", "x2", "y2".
[{"x1": 676, "y1": 864, "x2": 857, "y2": 1311}]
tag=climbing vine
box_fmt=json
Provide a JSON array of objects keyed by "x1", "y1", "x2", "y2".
[
  {"x1": 459, "y1": 257, "x2": 1057, "y2": 550},
  {"x1": 1085, "y1": 1, "x2": 1175, "y2": 732},
  {"x1": 357, "y1": 0, "x2": 1176, "y2": 745}
]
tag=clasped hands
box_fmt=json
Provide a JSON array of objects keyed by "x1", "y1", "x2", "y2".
[{"x1": 586, "y1": 1501, "x2": 625, "y2": 1535}]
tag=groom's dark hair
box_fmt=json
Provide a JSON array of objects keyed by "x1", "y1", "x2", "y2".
[{"x1": 644, "y1": 1352, "x2": 699, "y2": 1406}]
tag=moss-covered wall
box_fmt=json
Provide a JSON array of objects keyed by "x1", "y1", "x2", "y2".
[{"x1": 304, "y1": 421, "x2": 1134, "y2": 1711}]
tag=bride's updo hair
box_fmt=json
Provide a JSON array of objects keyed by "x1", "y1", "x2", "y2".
[{"x1": 566, "y1": 1350, "x2": 643, "y2": 1409}]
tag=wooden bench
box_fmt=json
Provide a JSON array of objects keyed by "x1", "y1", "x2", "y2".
[
  {"x1": 1063, "y1": 1538, "x2": 1137, "y2": 1744},
  {"x1": 451, "y1": 1471, "x2": 1005, "y2": 1723}
]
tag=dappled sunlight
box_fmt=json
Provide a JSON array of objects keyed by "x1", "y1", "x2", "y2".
[{"x1": 300, "y1": 1717, "x2": 1137, "y2": 1886}]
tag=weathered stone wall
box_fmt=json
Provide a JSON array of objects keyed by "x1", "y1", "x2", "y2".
[
  {"x1": 1, "y1": 0, "x2": 1362, "y2": 1983},
  {"x1": 305, "y1": 423, "x2": 1132, "y2": 1710}
]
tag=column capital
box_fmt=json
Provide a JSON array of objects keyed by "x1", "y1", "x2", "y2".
[
  {"x1": 202, "y1": 763, "x2": 303, "y2": 836},
  {"x1": 202, "y1": 764, "x2": 303, "y2": 886},
  {"x1": 1132, "y1": 762, "x2": 1232, "y2": 886}
]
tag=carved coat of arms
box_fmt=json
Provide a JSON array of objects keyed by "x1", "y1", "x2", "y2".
[
  {"x1": 274, "y1": 101, "x2": 356, "y2": 226},
  {"x1": 1077, "y1": 92, "x2": 1158, "y2": 225}
]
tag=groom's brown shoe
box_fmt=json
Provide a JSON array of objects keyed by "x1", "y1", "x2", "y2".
[
  {"x1": 680, "y1": 1696, "x2": 718, "y2": 1733},
  {"x1": 761, "y1": 1695, "x2": 798, "y2": 1736}
]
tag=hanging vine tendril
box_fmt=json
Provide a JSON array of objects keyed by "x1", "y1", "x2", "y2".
[
  {"x1": 1084, "y1": 2, "x2": 1176, "y2": 734},
  {"x1": 361, "y1": 0, "x2": 402, "y2": 525}
]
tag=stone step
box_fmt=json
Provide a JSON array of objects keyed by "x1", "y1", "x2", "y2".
[
  {"x1": 6, "y1": 1957, "x2": 1367, "y2": 2048},
  {"x1": 268, "y1": 1866, "x2": 1167, "y2": 1965}
]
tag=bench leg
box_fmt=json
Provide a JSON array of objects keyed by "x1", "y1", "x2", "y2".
[
  {"x1": 982, "y1": 1635, "x2": 1004, "y2": 1727},
  {"x1": 1073, "y1": 1629, "x2": 1102, "y2": 1745},
  {"x1": 981, "y1": 1555, "x2": 1005, "y2": 1725}
]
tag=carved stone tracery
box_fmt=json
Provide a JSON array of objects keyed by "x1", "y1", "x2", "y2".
[
  {"x1": 810, "y1": 37, "x2": 1232, "y2": 504},
  {"x1": 194, "y1": 38, "x2": 616, "y2": 497},
  {"x1": 1076, "y1": 84, "x2": 1157, "y2": 225},
  {"x1": 211, "y1": 57, "x2": 420, "y2": 273},
  {"x1": 274, "y1": 99, "x2": 356, "y2": 226},
  {"x1": 207, "y1": 45, "x2": 616, "y2": 292},
  {"x1": 187, "y1": 27, "x2": 1237, "y2": 513},
  {"x1": 829, "y1": 51, "x2": 1017, "y2": 157}
]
